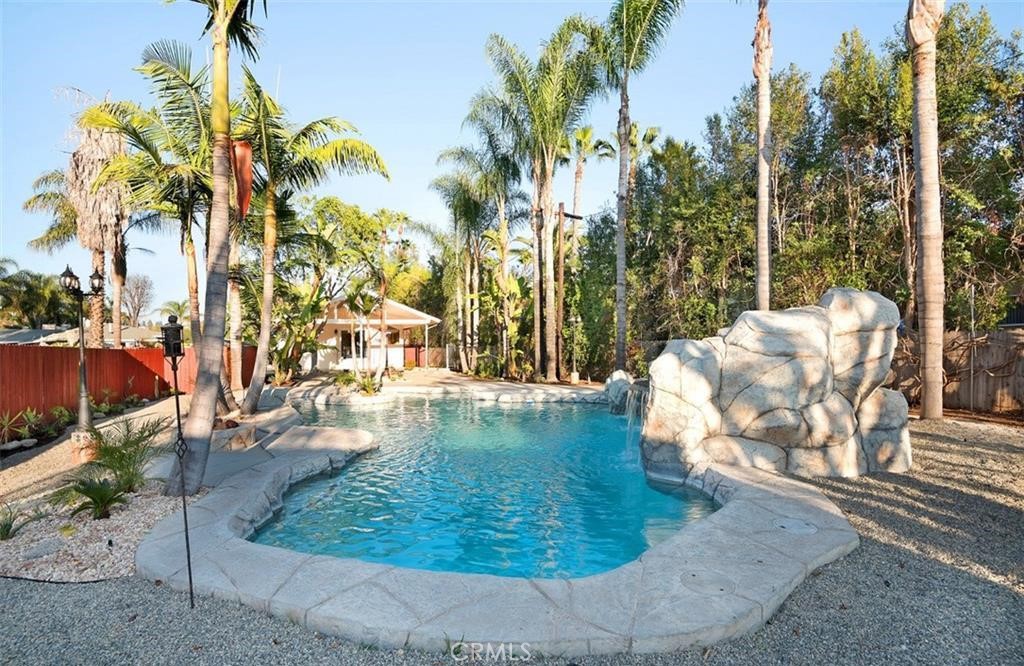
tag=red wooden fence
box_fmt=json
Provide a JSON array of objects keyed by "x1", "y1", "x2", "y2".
[{"x1": 0, "y1": 345, "x2": 255, "y2": 419}]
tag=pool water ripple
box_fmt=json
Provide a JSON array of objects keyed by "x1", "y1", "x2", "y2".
[{"x1": 252, "y1": 398, "x2": 716, "y2": 578}]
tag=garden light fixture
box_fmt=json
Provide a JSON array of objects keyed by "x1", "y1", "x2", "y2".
[{"x1": 160, "y1": 314, "x2": 195, "y2": 609}]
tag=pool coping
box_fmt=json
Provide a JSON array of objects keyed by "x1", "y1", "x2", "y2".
[{"x1": 136, "y1": 415, "x2": 858, "y2": 656}]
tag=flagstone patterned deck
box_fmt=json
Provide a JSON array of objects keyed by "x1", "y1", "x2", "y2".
[{"x1": 136, "y1": 391, "x2": 858, "y2": 656}]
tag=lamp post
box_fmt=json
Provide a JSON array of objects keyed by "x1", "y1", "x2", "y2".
[
  {"x1": 569, "y1": 313, "x2": 582, "y2": 385},
  {"x1": 160, "y1": 315, "x2": 195, "y2": 608},
  {"x1": 60, "y1": 265, "x2": 104, "y2": 463}
]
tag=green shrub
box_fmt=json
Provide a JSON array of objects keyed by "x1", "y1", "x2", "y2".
[
  {"x1": 335, "y1": 370, "x2": 357, "y2": 388},
  {"x1": 83, "y1": 417, "x2": 169, "y2": 493},
  {"x1": 50, "y1": 406, "x2": 74, "y2": 428},
  {"x1": 0, "y1": 503, "x2": 47, "y2": 540},
  {"x1": 123, "y1": 394, "x2": 143, "y2": 409},
  {"x1": 0, "y1": 411, "x2": 24, "y2": 444},
  {"x1": 357, "y1": 375, "x2": 379, "y2": 396},
  {"x1": 20, "y1": 408, "x2": 45, "y2": 439},
  {"x1": 68, "y1": 478, "x2": 128, "y2": 520}
]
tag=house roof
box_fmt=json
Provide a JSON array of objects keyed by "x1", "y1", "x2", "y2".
[
  {"x1": 0, "y1": 328, "x2": 57, "y2": 345},
  {"x1": 39, "y1": 323, "x2": 161, "y2": 346},
  {"x1": 323, "y1": 298, "x2": 440, "y2": 327}
]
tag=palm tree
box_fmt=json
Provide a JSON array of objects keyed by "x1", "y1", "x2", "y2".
[
  {"x1": 431, "y1": 172, "x2": 487, "y2": 372},
  {"x1": 65, "y1": 126, "x2": 130, "y2": 349},
  {"x1": 79, "y1": 41, "x2": 211, "y2": 347},
  {"x1": 753, "y1": 0, "x2": 772, "y2": 311},
  {"x1": 438, "y1": 114, "x2": 523, "y2": 376},
  {"x1": 570, "y1": 126, "x2": 615, "y2": 221},
  {"x1": 483, "y1": 16, "x2": 604, "y2": 381},
  {"x1": 236, "y1": 67, "x2": 388, "y2": 414},
  {"x1": 178, "y1": 0, "x2": 264, "y2": 495},
  {"x1": 907, "y1": 0, "x2": 945, "y2": 420},
  {"x1": 158, "y1": 299, "x2": 189, "y2": 321},
  {"x1": 605, "y1": 0, "x2": 683, "y2": 370}
]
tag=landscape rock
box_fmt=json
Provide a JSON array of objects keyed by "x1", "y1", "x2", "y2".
[
  {"x1": 604, "y1": 370, "x2": 634, "y2": 415},
  {"x1": 639, "y1": 288, "x2": 911, "y2": 478}
]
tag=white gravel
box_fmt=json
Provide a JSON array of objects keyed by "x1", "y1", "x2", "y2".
[
  {"x1": 0, "y1": 481, "x2": 206, "y2": 583},
  {"x1": 1, "y1": 418, "x2": 1022, "y2": 665}
]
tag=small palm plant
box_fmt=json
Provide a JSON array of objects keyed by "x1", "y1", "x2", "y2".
[
  {"x1": 357, "y1": 375, "x2": 379, "y2": 396},
  {"x1": 83, "y1": 417, "x2": 169, "y2": 493},
  {"x1": 0, "y1": 503, "x2": 48, "y2": 540},
  {"x1": 68, "y1": 478, "x2": 128, "y2": 520}
]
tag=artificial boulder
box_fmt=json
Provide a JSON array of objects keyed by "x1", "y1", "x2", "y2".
[
  {"x1": 605, "y1": 369, "x2": 634, "y2": 415},
  {"x1": 639, "y1": 288, "x2": 911, "y2": 479}
]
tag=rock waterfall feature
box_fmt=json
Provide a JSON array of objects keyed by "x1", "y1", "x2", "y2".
[{"x1": 637, "y1": 288, "x2": 912, "y2": 479}]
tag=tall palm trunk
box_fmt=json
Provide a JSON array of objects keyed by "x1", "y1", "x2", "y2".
[
  {"x1": 111, "y1": 235, "x2": 126, "y2": 348},
  {"x1": 183, "y1": 218, "x2": 203, "y2": 345},
  {"x1": 496, "y1": 203, "x2": 516, "y2": 377},
  {"x1": 470, "y1": 249, "x2": 480, "y2": 370},
  {"x1": 541, "y1": 159, "x2": 558, "y2": 383},
  {"x1": 88, "y1": 249, "x2": 105, "y2": 348},
  {"x1": 228, "y1": 233, "x2": 243, "y2": 390},
  {"x1": 531, "y1": 168, "x2": 542, "y2": 378},
  {"x1": 908, "y1": 0, "x2": 945, "y2": 420},
  {"x1": 455, "y1": 265, "x2": 469, "y2": 372},
  {"x1": 753, "y1": 0, "x2": 773, "y2": 311},
  {"x1": 175, "y1": 23, "x2": 231, "y2": 495},
  {"x1": 375, "y1": 283, "x2": 389, "y2": 383},
  {"x1": 614, "y1": 78, "x2": 630, "y2": 371},
  {"x1": 462, "y1": 252, "x2": 473, "y2": 372},
  {"x1": 241, "y1": 186, "x2": 277, "y2": 414},
  {"x1": 556, "y1": 202, "x2": 566, "y2": 379}
]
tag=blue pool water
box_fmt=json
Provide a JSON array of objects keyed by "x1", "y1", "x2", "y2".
[{"x1": 252, "y1": 398, "x2": 716, "y2": 579}]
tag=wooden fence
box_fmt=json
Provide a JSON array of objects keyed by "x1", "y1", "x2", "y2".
[
  {"x1": 0, "y1": 345, "x2": 255, "y2": 420},
  {"x1": 890, "y1": 329, "x2": 1024, "y2": 415}
]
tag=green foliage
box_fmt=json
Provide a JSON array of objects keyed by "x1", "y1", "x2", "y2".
[
  {"x1": 357, "y1": 375, "x2": 379, "y2": 396},
  {"x1": 67, "y1": 477, "x2": 129, "y2": 520},
  {"x1": 0, "y1": 411, "x2": 24, "y2": 445},
  {"x1": 19, "y1": 408, "x2": 45, "y2": 439},
  {"x1": 0, "y1": 503, "x2": 48, "y2": 541},
  {"x1": 50, "y1": 406, "x2": 74, "y2": 428},
  {"x1": 335, "y1": 370, "x2": 356, "y2": 388},
  {"x1": 78, "y1": 417, "x2": 169, "y2": 493}
]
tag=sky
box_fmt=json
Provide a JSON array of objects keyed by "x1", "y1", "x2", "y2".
[{"x1": 1, "y1": 0, "x2": 1022, "y2": 313}]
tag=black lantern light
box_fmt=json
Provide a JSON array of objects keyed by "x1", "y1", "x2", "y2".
[
  {"x1": 59, "y1": 265, "x2": 80, "y2": 293},
  {"x1": 89, "y1": 269, "x2": 104, "y2": 294},
  {"x1": 160, "y1": 315, "x2": 195, "y2": 608},
  {"x1": 160, "y1": 315, "x2": 185, "y2": 360},
  {"x1": 59, "y1": 264, "x2": 103, "y2": 429}
]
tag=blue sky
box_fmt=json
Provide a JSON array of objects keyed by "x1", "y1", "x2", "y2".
[{"x1": 1, "y1": 0, "x2": 1021, "y2": 312}]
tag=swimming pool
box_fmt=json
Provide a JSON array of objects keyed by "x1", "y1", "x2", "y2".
[{"x1": 252, "y1": 398, "x2": 716, "y2": 578}]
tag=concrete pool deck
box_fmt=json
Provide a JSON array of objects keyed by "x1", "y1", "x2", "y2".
[{"x1": 135, "y1": 386, "x2": 859, "y2": 656}]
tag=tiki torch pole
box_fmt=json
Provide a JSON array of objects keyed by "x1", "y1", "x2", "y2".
[{"x1": 161, "y1": 315, "x2": 194, "y2": 609}]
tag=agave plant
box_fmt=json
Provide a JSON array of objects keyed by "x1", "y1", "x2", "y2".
[
  {"x1": 0, "y1": 411, "x2": 24, "y2": 444},
  {"x1": 357, "y1": 375, "x2": 379, "y2": 396},
  {"x1": 0, "y1": 503, "x2": 48, "y2": 540},
  {"x1": 68, "y1": 478, "x2": 129, "y2": 520},
  {"x1": 83, "y1": 417, "x2": 170, "y2": 493}
]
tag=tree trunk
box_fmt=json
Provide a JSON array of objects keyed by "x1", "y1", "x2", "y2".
[
  {"x1": 172, "y1": 23, "x2": 231, "y2": 495},
  {"x1": 530, "y1": 169, "x2": 542, "y2": 378},
  {"x1": 471, "y1": 250, "x2": 480, "y2": 371},
  {"x1": 614, "y1": 80, "x2": 630, "y2": 370},
  {"x1": 496, "y1": 202, "x2": 516, "y2": 378},
  {"x1": 753, "y1": 1, "x2": 773, "y2": 311},
  {"x1": 241, "y1": 186, "x2": 277, "y2": 414},
  {"x1": 87, "y1": 249, "x2": 105, "y2": 349},
  {"x1": 571, "y1": 158, "x2": 584, "y2": 269},
  {"x1": 183, "y1": 224, "x2": 203, "y2": 345},
  {"x1": 908, "y1": 0, "x2": 945, "y2": 420},
  {"x1": 111, "y1": 234, "x2": 126, "y2": 349},
  {"x1": 228, "y1": 233, "x2": 243, "y2": 391},
  {"x1": 541, "y1": 157, "x2": 557, "y2": 382},
  {"x1": 375, "y1": 285, "x2": 388, "y2": 384},
  {"x1": 462, "y1": 252, "x2": 474, "y2": 372},
  {"x1": 556, "y1": 203, "x2": 566, "y2": 379},
  {"x1": 455, "y1": 264, "x2": 469, "y2": 373}
]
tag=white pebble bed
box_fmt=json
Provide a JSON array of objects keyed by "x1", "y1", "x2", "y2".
[{"x1": 0, "y1": 481, "x2": 207, "y2": 582}]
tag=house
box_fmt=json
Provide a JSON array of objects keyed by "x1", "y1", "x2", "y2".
[
  {"x1": 38, "y1": 323, "x2": 162, "y2": 348},
  {"x1": 315, "y1": 298, "x2": 441, "y2": 373}
]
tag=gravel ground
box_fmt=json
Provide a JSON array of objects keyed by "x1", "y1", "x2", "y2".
[
  {"x1": 2, "y1": 418, "x2": 1022, "y2": 666},
  {"x1": 0, "y1": 482, "x2": 207, "y2": 582}
]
